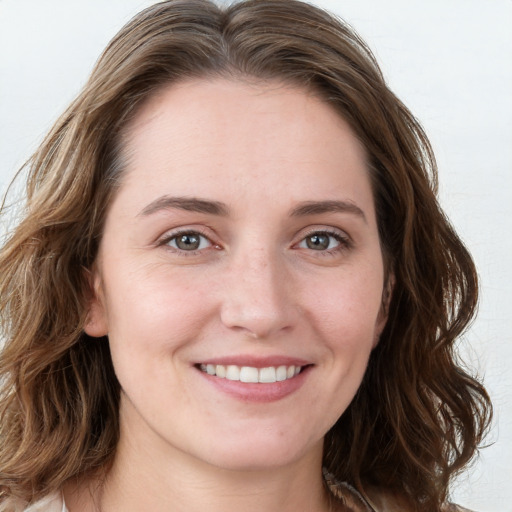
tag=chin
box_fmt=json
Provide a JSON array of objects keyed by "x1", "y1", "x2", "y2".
[{"x1": 191, "y1": 432, "x2": 322, "y2": 472}]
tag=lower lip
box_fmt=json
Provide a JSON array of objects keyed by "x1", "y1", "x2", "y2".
[{"x1": 196, "y1": 366, "x2": 312, "y2": 403}]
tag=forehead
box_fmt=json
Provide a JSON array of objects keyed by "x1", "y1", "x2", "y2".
[
  {"x1": 117, "y1": 78, "x2": 374, "y2": 219},
  {"x1": 124, "y1": 78, "x2": 366, "y2": 157}
]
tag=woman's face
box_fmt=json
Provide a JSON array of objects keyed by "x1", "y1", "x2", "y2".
[{"x1": 86, "y1": 79, "x2": 388, "y2": 471}]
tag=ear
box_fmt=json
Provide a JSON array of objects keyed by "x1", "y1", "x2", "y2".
[
  {"x1": 83, "y1": 266, "x2": 109, "y2": 337},
  {"x1": 373, "y1": 273, "x2": 395, "y2": 348}
]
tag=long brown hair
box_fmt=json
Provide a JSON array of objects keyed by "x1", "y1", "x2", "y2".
[{"x1": 0, "y1": 1, "x2": 491, "y2": 510}]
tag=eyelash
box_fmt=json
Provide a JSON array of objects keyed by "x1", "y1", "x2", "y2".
[
  {"x1": 158, "y1": 228, "x2": 352, "y2": 256},
  {"x1": 158, "y1": 228, "x2": 217, "y2": 256},
  {"x1": 297, "y1": 229, "x2": 352, "y2": 256}
]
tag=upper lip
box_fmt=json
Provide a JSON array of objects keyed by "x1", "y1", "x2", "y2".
[{"x1": 196, "y1": 355, "x2": 312, "y2": 368}]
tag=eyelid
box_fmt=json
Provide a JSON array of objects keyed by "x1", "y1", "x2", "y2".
[
  {"x1": 157, "y1": 226, "x2": 220, "y2": 253},
  {"x1": 293, "y1": 226, "x2": 353, "y2": 253},
  {"x1": 297, "y1": 225, "x2": 351, "y2": 242}
]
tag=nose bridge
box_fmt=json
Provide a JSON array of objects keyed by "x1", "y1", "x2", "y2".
[{"x1": 220, "y1": 242, "x2": 295, "y2": 338}]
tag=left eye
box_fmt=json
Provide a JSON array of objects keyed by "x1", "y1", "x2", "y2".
[
  {"x1": 298, "y1": 232, "x2": 342, "y2": 251},
  {"x1": 166, "y1": 232, "x2": 212, "y2": 251}
]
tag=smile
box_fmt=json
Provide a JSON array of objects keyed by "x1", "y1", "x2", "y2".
[{"x1": 199, "y1": 364, "x2": 302, "y2": 383}]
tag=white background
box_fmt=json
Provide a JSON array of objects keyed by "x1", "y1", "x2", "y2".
[{"x1": 0, "y1": 1, "x2": 511, "y2": 510}]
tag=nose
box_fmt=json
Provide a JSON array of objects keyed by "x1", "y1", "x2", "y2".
[{"x1": 219, "y1": 247, "x2": 298, "y2": 339}]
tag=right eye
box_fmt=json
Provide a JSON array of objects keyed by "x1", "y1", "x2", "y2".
[{"x1": 165, "y1": 231, "x2": 213, "y2": 252}]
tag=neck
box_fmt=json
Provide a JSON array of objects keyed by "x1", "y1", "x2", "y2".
[
  {"x1": 101, "y1": 435, "x2": 331, "y2": 512},
  {"x1": 65, "y1": 405, "x2": 334, "y2": 512}
]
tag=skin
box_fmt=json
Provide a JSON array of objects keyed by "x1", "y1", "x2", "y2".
[{"x1": 72, "y1": 79, "x2": 390, "y2": 512}]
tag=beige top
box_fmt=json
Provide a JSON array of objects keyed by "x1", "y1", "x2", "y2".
[
  {"x1": 2, "y1": 492, "x2": 67, "y2": 512},
  {"x1": 324, "y1": 472, "x2": 473, "y2": 512}
]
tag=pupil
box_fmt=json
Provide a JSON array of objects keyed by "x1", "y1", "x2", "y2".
[
  {"x1": 307, "y1": 234, "x2": 329, "y2": 250},
  {"x1": 177, "y1": 234, "x2": 200, "y2": 250}
]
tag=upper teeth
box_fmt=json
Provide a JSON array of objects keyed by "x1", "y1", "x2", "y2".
[{"x1": 199, "y1": 364, "x2": 301, "y2": 383}]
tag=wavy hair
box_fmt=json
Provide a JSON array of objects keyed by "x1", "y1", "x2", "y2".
[{"x1": 0, "y1": 1, "x2": 491, "y2": 510}]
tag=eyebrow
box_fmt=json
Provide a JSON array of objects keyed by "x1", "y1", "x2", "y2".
[
  {"x1": 138, "y1": 196, "x2": 366, "y2": 223},
  {"x1": 138, "y1": 196, "x2": 230, "y2": 217},
  {"x1": 290, "y1": 200, "x2": 367, "y2": 223}
]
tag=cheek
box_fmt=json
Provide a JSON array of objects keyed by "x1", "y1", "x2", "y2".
[
  {"x1": 301, "y1": 277, "x2": 382, "y2": 433},
  {"x1": 103, "y1": 270, "x2": 206, "y2": 411},
  {"x1": 303, "y1": 268, "x2": 383, "y2": 407},
  {"x1": 103, "y1": 263, "x2": 214, "y2": 361},
  {"x1": 305, "y1": 268, "x2": 384, "y2": 341}
]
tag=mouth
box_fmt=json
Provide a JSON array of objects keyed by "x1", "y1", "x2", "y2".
[
  {"x1": 195, "y1": 359, "x2": 312, "y2": 402},
  {"x1": 197, "y1": 363, "x2": 305, "y2": 383}
]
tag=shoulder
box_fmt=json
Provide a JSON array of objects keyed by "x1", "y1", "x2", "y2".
[
  {"x1": 325, "y1": 473, "x2": 475, "y2": 512},
  {"x1": 0, "y1": 492, "x2": 66, "y2": 512},
  {"x1": 365, "y1": 487, "x2": 475, "y2": 512},
  {"x1": 442, "y1": 505, "x2": 475, "y2": 512}
]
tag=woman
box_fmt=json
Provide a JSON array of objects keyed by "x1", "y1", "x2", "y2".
[{"x1": 0, "y1": 1, "x2": 492, "y2": 511}]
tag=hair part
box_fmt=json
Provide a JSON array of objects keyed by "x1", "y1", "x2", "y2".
[{"x1": 0, "y1": 1, "x2": 491, "y2": 510}]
